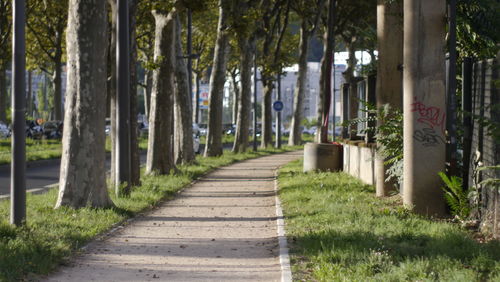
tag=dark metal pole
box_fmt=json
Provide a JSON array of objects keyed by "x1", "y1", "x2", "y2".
[
  {"x1": 462, "y1": 57, "x2": 473, "y2": 190},
  {"x1": 11, "y1": 0, "x2": 26, "y2": 226},
  {"x1": 275, "y1": 72, "x2": 282, "y2": 148},
  {"x1": 253, "y1": 51, "x2": 258, "y2": 151},
  {"x1": 332, "y1": 64, "x2": 336, "y2": 142},
  {"x1": 187, "y1": 9, "x2": 193, "y2": 117},
  {"x1": 116, "y1": 0, "x2": 131, "y2": 195},
  {"x1": 446, "y1": 0, "x2": 458, "y2": 176}
]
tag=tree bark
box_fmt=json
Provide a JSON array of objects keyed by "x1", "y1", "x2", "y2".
[
  {"x1": 129, "y1": 0, "x2": 140, "y2": 186},
  {"x1": 0, "y1": 65, "x2": 7, "y2": 123},
  {"x1": 108, "y1": 0, "x2": 117, "y2": 186},
  {"x1": 233, "y1": 38, "x2": 253, "y2": 153},
  {"x1": 146, "y1": 9, "x2": 177, "y2": 175},
  {"x1": 174, "y1": 14, "x2": 195, "y2": 164},
  {"x1": 193, "y1": 70, "x2": 200, "y2": 124},
  {"x1": 403, "y1": 0, "x2": 446, "y2": 216},
  {"x1": 260, "y1": 77, "x2": 273, "y2": 148},
  {"x1": 52, "y1": 47, "x2": 63, "y2": 121},
  {"x1": 143, "y1": 69, "x2": 152, "y2": 119},
  {"x1": 56, "y1": 0, "x2": 112, "y2": 209},
  {"x1": 204, "y1": 1, "x2": 230, "y2": 157},
  {"x1": 375, "y1": 0, "x2": 403, "y2": 197},
  {"x1": 230, "y1": 71, "x2": 239, "y2": 125},
  {"x1": 316, "y1": 0, "x2": 336, "y2": 144},
  {"x1": 288, "y1": 21, "x2": 310, "y2": 146},
  {"x1": 343, "y1": 41, "x2": 359, "y2": 139}
]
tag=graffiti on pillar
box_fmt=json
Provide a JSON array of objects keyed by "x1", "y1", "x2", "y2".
[
  {"x1": 413, "y1": 128, "x2": 445, "y2": 147},
  {"x1": 411, "y1": 97, "x2": 446, "y2": 147},
  {"x1": 411, "y1": 97, "x2": 446, "y2": 135}
]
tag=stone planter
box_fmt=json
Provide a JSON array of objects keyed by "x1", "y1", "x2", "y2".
[{"x1": 303, "y1": 142, "x2": 343, "y2": 172}]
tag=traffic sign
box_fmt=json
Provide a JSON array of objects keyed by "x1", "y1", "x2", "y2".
[{"x1": 273, "y1": 100, "x2": 284, "y2": 112}]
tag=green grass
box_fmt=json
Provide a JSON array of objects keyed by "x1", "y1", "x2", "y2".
[
  {"x1": 0, "y1": 145, "x2": 301, "y2": 281},
  {"x1": 0, "y1": 137, "x2": 149, "y2": 166},
  {"x1": 0, "y1": 139, "x2": 62, "y2": 165},
  {"x1": 278, "y1": 159, "x2": 500, "y2": 281}
]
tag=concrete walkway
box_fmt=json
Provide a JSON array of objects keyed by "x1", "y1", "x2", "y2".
[{"x1": 45, "y1": 151, "x2": 302, "y2": 282}]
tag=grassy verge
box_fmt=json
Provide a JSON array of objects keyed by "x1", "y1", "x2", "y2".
[
  {"x1": 0, "y1": 146, "x2": 301, "y2": 281},
  {"x1": 0, "y1": 137, "x2": 149, "y2": 165},
  {"x1": 278, "y1": 159, "x2": 500, "y2": 281}
]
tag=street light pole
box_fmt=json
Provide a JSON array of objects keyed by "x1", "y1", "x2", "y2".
[
  {"x1": 253, "y1": 51, "x2": 258, "y2": 151},
  {"x1": 116, "y1": 0, "x2": 131, "y2": 195},
  {"x1": 11, "y1": 0, "x2": 27, "y2": 226}
]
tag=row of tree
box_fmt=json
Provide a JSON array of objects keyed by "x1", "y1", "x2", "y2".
[{"x1": 1, "y1": 0, "x2": 379, "y2": 209}]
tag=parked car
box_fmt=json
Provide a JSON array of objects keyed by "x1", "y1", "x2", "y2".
[
  {"x1": 0, "y1": 122, "x2": 10, "y2": 138},
  {"x1": 42, "y1": 120, "x2": 63, "y2": 139}
]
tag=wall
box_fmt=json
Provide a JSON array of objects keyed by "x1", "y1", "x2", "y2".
[{"x1": 342, "y1": 141, "x2": 378, "y2": 185}]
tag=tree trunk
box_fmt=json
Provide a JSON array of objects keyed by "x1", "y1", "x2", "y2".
[
  {"x1": 193, "y1": 70, "x2": 200, "y2": 124},
  {"x1": 316, "y1": 0, "x2": 335, "y2": 143},
  {"x1": 260, "y1": 77, "x2": 273, "y2": 148},
  {"x1": 375, "y1": 0, "x2": 403, "y2": 197},
  {"x1": 56, "y1": 0, "x2": 112, "y2": 209},
  {"x1": 173, "y1": 14, "x2": 194, "y2": 164},
  {"x1": 144, "y1": 69, "x2": 152, "y2": 119},
  {"x1": 204, "y1": 1, "x2": 230, "y2": 157},
  {"x1": 0, "y1": 65, "x2": 7, "y2": 123},
  {"x1": 108, "y1": 0, "x2": 117, "y2": 186},
  {"x1": 146, "y1": 9, "x2": 177, "y2": 175},
  {"x1": 233, "y1": 38, "x2": 253, "y2": 153},
  {"x1": 403, "y1": 0, "x2": 446, "y2": 216},
  {"x1": 230, "y1": 71, "x2": 239, "y2": 125},
  {"x1": 129, "y1": 0, "x2": 140, "y2": 186},
  {"x1": 52, "y1": 51, "x2": 63, "y2": 121},
  {"x1": 343, "y1": 42, "x2": 358, "y2": 139},
  {"x1": 288, "y1": 21, "x2": 310, "y2": 146}
]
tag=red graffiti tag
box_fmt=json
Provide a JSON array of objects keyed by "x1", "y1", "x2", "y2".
[{"x1": 411, "y1": 97, "x2": 446, "y2": 135}]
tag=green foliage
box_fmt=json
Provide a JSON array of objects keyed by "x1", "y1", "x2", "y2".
[
  {"x1": 438, "y1": 172, "x2": 471, "y2": 220},
  {"x1": 278, "y1": 159, "x2": 500, "y2": 281},
  {"x1": 457, "y1": 0, "x2": 500, "y2": 59},
  {"x1": 345, "y1": 103, "x2": 404, "y2": 185}
]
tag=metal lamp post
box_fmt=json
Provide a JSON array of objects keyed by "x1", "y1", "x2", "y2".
[{"x1": 11, "y1": 0, "x2": 27, "y2": 226}]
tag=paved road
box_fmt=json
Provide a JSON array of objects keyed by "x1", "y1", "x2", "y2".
[
  {"x1": 44, "y1": 151, "x2": 302, "y2": 281},
  {"x1": 0, "y1": 153, "x2": 147, "y2": 197}
]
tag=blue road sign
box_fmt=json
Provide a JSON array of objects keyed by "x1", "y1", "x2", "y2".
[{"x1": 273, "y1": 100, "x2": 284, "y2": 112}]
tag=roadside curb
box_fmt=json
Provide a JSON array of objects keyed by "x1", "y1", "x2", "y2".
[{"x1": 274, "y1": 169, "x2": 293, "y2": 282}]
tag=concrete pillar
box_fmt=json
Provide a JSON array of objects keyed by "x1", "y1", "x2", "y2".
[
  {"x1": 403, "y1": 0, "x2": 446, "y2": 216},
  {"x1": 375, "y1": 0, "x2": 403, "y2": 197}
]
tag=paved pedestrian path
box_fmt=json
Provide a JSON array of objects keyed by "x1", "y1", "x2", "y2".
[{"x1": 45, "y1": 151, "x2": 302, "y2": 282}]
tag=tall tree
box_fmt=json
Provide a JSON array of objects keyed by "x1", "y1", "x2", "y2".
[
  {"x1": 26, "y1": 0, "x2": 68, "y2": 121},
  {"x1": 316, "y1": 0, "x2": 335, "y2": 143},
  {"x1": 258, "y1": 0, "x2": 292, "y2": 148},
  {"x1": 146, "y1": 5, "x2": 177, "y2": 174},
  {"x1": 204, "y1": 0, "x2": 231, "y2": 156},
  {"x1": 56, "y1": 0, "x2": 113, "y2": 208},
  {"x1": 288, "y1": 0, "x2": 324, "y2": 146},
  {"x1": 173, "y1": 13, "x2": 195, "y2": 164},
  {"x1": 0, "y1": 0, "x2": 10, "y2": 123}
]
